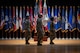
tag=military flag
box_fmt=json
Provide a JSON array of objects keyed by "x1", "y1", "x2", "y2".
[
  {"x1": 0, "y1": 6, "x2": 4, "y2": 29},
  {"x1": 68, "y1": 6, "x2": 73, "y2": 30},
  {"x1": 16, "y1": 6, "x2": 19, "y2": 31},
  {"x1": 77, "y1": 6, "x2": 80, "y2": 30},
  {"x1": 61, "y1": 6, "x2": 65, "y2": 30},
  {"x1": 65, "y1": 6, "x2": 68, "y2": 30},
  {"x1": 19, "y1": 6, "x2": 22, "y2": 30},
  {"x1": 8, "y1": 6, "x2": 13, "y2": 32},
  {"x1": 42, "y1": 0, "x2": 49, "y2": 31},
  {"x1": 33, "y1": 0, "x2": 38, "y2": 33},
  {"x1": 54, "y1": 5, "x2": 58, "y2": 31},
  {"x1": 4, "y1": 6, "x2": 9, "y2": 32},
  {"x1": 47, "y1": 6, "x2": 51, "y2": 30},
  {"x1": 12, "y1": 6, "x2": 16, "y2": 32},
  {"x1": 57, "y1": 6, "x2": 61, "y2": 31},
  {"x1": 72, "y1": 6, "x2": 76, "y2": 31},
  {"x1": 22, "y1": 6, "x2": 26, "y2": 30}
]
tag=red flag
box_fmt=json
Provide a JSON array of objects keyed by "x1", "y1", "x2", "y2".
[{"x1": 39, "y1": 0, "x2": 42, "y2": 14}]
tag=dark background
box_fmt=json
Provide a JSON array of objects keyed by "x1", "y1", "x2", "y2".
[{"x1": 0, "y1": 0, "x2": 80, "y2": 6}]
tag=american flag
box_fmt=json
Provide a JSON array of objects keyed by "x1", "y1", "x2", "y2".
[
  {"x1": 30, "y1": 6, "x2": 33, "y2": 30},
  {"x1": 33, "y1": 0, "x2": 38, "y2": 33}
]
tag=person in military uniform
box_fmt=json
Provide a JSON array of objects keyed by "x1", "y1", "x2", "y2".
[
  {"x1": 49, "y1": 17, "x2": 56, "y2": 44},
  {"x1": 24, "y1": 16, "x2": 31, "y2": 44},
  {"x1": 36, "y1": 14, "x2": 44, "y2": 46}
]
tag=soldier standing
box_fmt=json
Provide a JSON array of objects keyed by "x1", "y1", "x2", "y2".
[
  {"x1": 36, "y1": 14, "x2": 44, "y2": 46},
  {"x1": 24, "y1": 16, "x2": 31, "y2": 44},
  {"x1": 49, "y1": 17, "x2": 56, "y2": 44}
]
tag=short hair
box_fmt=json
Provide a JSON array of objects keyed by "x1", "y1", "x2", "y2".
[{"x1": 38, "y1": 14, "x2": 42, "y2": 18}]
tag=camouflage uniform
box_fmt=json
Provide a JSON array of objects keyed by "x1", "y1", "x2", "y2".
[
  {"x1": 24, "y1": 18, "x2": 31, "y2": 44},
  {"x1": 36, "y1": 17, "x2": 44, "y2": 45},
  {"x1": 50, "y1": 21, "x2": 56, "y2": 44}
]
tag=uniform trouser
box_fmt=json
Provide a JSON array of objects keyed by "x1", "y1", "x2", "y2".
[
  {"x1": 25, "y1": 30, "x2": 31, "y2": 42},
  {"x1": 50, "y1": 32, "x2": 55, "y2": 42},
  {"x1": 37, "y1": 32, "x2": 44, "y2": 44}
]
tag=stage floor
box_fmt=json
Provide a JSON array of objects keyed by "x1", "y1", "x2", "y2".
[
  {"x1": 0, "y1": 45, "x2": 80, "y2": 53},
  {"x1": 0, "y1": 38, "x2": 80, "y2": 53},
  {"x1": 0, "y1": 38, "x2": 80, "y2": 45}
]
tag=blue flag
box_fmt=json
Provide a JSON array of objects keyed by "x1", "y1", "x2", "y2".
[
  {"x1": 9, "y1": 6, "x2": 13, "y2": 30},
  {"x1": 4, "y1": 6, "x2": 9, "y2": 31},
  {"x1": 68, "y1": 6, "x2": 73, "y2": 30},
  {"x1": 72, "y1": 6, "x2": 76, "y2": 30},
  {"x1": 57, "y1": 6, "x2": 61, "y2": 31},
  {"x1": 48, "y1": 6, "x2": 51, "y2": 30},
  {"x1": 61, "y1": 6, "x2": 65, "y2": 30}
]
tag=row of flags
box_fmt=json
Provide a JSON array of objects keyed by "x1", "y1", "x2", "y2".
[
  {"x1": 0, "y1": 0, "x2": 80, "y2": 32},
  {"x1": 0, "y1": 6, "x2": 33, "y2": 32}
]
